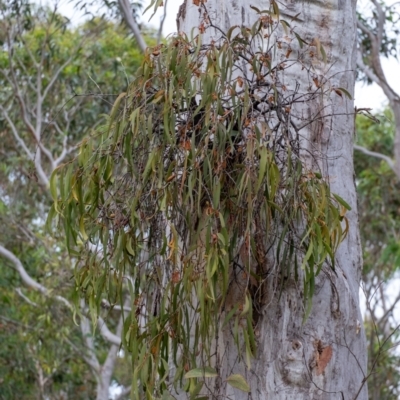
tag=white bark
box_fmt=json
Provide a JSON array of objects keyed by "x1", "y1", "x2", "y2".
[
  {"x1": 178, "y1": 1, "x2": 367, "y2": 399},
  {"x1": 94, "y1": 315, "x2": 124, "y2": 400},
  {"x1": 118, "y1": 0, "x2": 148, "y2": 53}
]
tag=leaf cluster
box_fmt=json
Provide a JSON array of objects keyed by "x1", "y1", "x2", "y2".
[{"x1": 51, "y1": 9, "x2": 351, "y2": 397}]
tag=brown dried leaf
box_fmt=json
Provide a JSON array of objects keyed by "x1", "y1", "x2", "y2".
[
  {"x1": 313, "y1": 77, "x2": 320, "y2": 88},
  {"x1": 172, "y1": 271, "x2": 181, "y2": 283},
  {"x1": 334, "y1": 89, "x2": 343, "y2": 98},
  {"x1": 199, "y1": 22, "x2": 206, "y2": 34}
]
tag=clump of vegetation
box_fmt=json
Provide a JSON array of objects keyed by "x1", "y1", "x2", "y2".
[{"x1": 51, "y1": 7, "x2": 351, "y2": 397}]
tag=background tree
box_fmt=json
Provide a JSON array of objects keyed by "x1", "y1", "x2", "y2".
[
  {"x1": 0, "y1": 2, "x2": 148, "y2": 398},
  {"x1": 354, "y1": 109, "x2": 400, "y2": 400},
  {"x1": 356, "y1": 0, "x2": 400, "y2": 177},
  {"x1": 352, "y1": 1, "x2": 400, "y2": 398}
]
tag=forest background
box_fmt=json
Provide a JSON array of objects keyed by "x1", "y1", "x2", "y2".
[{"x1": 0, "y1": 0, "x2": 400, "y2": 399}]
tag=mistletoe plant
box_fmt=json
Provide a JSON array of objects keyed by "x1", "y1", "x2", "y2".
[{"x1": 49, "y1": 6, "x2": 351, "y2": 397}]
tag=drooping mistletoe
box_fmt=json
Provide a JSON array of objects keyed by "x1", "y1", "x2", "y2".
[{"x1": 49, "y1": 5, "x2": 351, "y2": 397}]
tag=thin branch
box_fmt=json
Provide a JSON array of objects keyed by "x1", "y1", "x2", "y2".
[
  {"x1": 0, "y1": 314, "x2": 35, "y2": 331},
  {"x1": 42, "y1": 55, "x2": 75, "y2": 101},
  {"x1": 0, "y1": 105, "x2": 34, "y2": 159},
  {"x1": 157, "y1": 0, "x2": 168, "y2": 44},
  {"x1": 102, "y1": 312, "x2": 125, "y2": 385},
  {"x1": 118, "y1": 0, "x2": 148, "y2": 53},
  {"x1": 101, "y1": 298, "x2": 132, "y2": 312},
  {"x1": 357, "y1": 17, "x2": 400, "y2": 104},
  {"x1": 0, "y1": 243, "x2": 71, "y2": 309},
  {"x1": 15, "y1": 287, "x2": 38, "y2": 307},
  {"x1": 63, "y1": 335, "x2": 100, "y2": 373},
  {"x1": 80, "y1": 306, "x2": 101, "y2": 372},
  {"x1": 357, "y1": 52, "x2": 399, "y2": 105},
  {"x1": 356, "y1": 52, "x2": 381, "y2": 86},
  {"x1": 0, "y1": 243, "x2": 122, "y2": 346},
  {"x1": 370, "y1": 0, "x2": 385, "y2": 46},
  {"x1": 53, "y1": 123, "x2": 68, "y2": 166},
  {"x1": 5, "y1": 28, "x2": 55, "y2": 175},
  {"x1": 357, "y1": 20, "x2": 374, "y2": 41},
  {"x1": 98, "y1": 316, "x2": 122, "y2": 346},
  {"x1": 353, "y1": 144, "x2": 395, "y2": 171}
]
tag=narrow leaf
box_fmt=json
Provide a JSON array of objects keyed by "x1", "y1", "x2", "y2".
[
  {"x1": 333, "y1": 193, "x2": 351, "y2": 210},
  {"x1": 337, "y1": 87, "x2": 352, "y2": 99},
  {"x1": 185, "y1": 367, "x2": 218, "y2": 379},
  {"x1": 226, "y1": 374, "x2": 250, "y2": 392}
]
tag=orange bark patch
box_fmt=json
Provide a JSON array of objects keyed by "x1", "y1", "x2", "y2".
[{"x1": 316, "y1": 344, "x2": 333, "y2": 376}]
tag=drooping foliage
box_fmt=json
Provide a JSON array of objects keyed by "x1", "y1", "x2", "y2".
[{"x1": 51, "y1": 7, "x2": 352, "y2": 397}]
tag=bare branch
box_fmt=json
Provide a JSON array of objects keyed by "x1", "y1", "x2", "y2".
[
  {"x1": 98, "y1": 316, "x2": 122, "y2": 346},
  {"x1": 356, "y1": 52, "x2": 381, "y2": 86},
  {"x1": 0, "y1": 314, "x2": 35, "y2": 331},
  {"x1": 354, "y1": 144, "x2": 395, "y2": 171},
  {"x1": 0, "y1": 105, "x2": 34, "y2": 159},
  {"x1": 101, "y1": 298, "x2": 132, "y2": 312},
  {"x1": 80, "y1": 307, "x2": 101, "y2": 372},
  {"x1": 157, "y1": 0, "x2": 168, "y2": 44},
  {"x1": 102, "y1": 312, "x2": 125, "y2": 383},
  {"x1": 53, "y1": 123, "x2": 69, "y2": 167},
  {"x1": 357, "y1": 52, "x2": 400, "y2": 105},
  {"x1": 15, "y1": 287, "x2": 38, "y2": 307},
  {"x1": 370, "y1": 0, "x2": 385, "y2": 46},
  {"x1": 0, "y1": 243, "x2": 122, "y2": 346},
  {"x1": 42, "y1": 55, "x2": 75, "y2": 101},
  {"x1": 5, "y1": 26, "x2": 55, "y2": 177},
  {"x1": 0, "y1": 243, "x2": 72, "y2": 309},
  {"x1": 118, "y1": 0, "x2": 148, "y2": 53},
  {"x1": 357, "y1": 20, "x2": 374, "y2": 41},
  {"x1": 64, "y1": 335, "x2": 100, "y2": 373}
]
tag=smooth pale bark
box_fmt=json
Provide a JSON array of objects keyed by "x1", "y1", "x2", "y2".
[{"x1": 178, "y1": 1, "x2": 367, "y2": 399}]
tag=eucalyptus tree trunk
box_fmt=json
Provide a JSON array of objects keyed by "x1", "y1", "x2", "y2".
[{"x1": 178, "y1": 1, "x2": 368, "y2": 399}]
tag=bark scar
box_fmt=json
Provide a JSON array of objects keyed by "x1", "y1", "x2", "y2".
[{"x1": 312, "y1": 340, "x2": 333, "y2": 376}]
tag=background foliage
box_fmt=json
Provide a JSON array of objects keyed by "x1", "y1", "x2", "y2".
[{"x1": 0, "y1": 3, "x2": 147, "y2": 398}]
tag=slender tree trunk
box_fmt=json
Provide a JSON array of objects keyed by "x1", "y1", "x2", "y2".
[
  {"x1": 95, "y1": 345, "x2": 120, "y2": 400},
  {"x1": 391, "y1": 101, "x2": 400, "y2": 178},
  {"x1": 178, "y1": 1, "x2": 368, "y2": 399}
]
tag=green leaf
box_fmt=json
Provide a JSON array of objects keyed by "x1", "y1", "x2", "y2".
[
  {"x1": 250, "y1": 5, "x2": 261, "y2": 13},
  {"x1": 79, "y1": 215, "x2": 88, "y2": 241},
  {"x1": 49, "y1": 168, "x2": 58, "y2": 200},
  {"x1": 320, "y1": 43, "x2": 327, "y2": 63},
  {"x1": 337, "y1": 87, "x2": 352, "y2": 99},
  {"x1": 226, "y1": 374, "x2": 250, "y2": 392},
  {"x1": 108, "y1": 92, "x2": 126, "y2": 135},
  {"x1": 185, "y1": 367, "x2": 218, "y2": 379},
  {"x1": 333, "y1": 193, "x2": 351, "y2": 210},
  {"x1": 256, "y1": 147, "x2": 268, "y2": 191},
  {"x1": 271, "y1": 0, "x2": 280, "y2": 18},
  {"x1": 294, "y1": 32, "x2": 308, "y2": 48}
]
